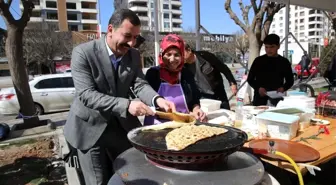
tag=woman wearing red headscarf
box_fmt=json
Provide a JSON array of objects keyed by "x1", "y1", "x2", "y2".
[{"x1": 144, "y1": 34, "x2": 206, "y2": 125}]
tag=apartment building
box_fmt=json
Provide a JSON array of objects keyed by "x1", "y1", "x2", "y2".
[
  {"x1": 267, "y1": 5, "x2": 335, "y2": 63},
  {"x1": 116, "y1": 0, "x2": 183, "y2": 32},
  {"x1": 20, "y1": 0, "x2": 99, "y2": 32}
]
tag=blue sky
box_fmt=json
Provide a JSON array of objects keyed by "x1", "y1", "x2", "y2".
[{"x1": 0, "y1": 0, "x2": 245, "y2": 34}]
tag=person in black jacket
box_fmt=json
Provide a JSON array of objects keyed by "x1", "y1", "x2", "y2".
[
  {"x1": 299, "y1": 51, "x2": 311, "y2": 81},
  {"x1": 247, "y1": 34, "x2": 294, "y2": 106},
  {"x1": 184, "y1": 44, "x2": 238, "y2": 110},
  {"x1": 144, "y1": 34, "x2": 207, "y2": 125}
]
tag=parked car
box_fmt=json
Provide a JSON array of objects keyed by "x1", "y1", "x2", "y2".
[
  {"x1": 0, "y1": 73, "x2": 75, "y2": 115},
  {"x1": 294, "y1": 57, "x2": 319, "y2": 78}
]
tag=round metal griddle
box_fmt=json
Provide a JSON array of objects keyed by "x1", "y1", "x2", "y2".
[
  {"x1": 127, "y1": 123, "x2": 248, "y2": 164},
  {"x1": 113, "y1": 148, "x2": 265, "y2": 185}
]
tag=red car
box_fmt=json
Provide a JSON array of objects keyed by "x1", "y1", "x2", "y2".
[{"x1": 295, "y1": 57, "x2": 319, "y2": 78}]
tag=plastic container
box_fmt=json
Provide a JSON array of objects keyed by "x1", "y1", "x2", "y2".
[
  {"x1": 256, "y1": 112, "x2": 300, "y2": 140},
  {"x1": 200, "y1": 99, "x2": 222, "y2": 113}
]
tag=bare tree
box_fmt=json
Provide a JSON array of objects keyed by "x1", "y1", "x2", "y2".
[
  {"x1": 23, "y1": 22, "x2": 73, "y2": 74},
  {"x1": 138, "y1": 31, "x2": 155, "y2": 67},
  {"x1": 0, "y1": 0, "x2": 39, "y2": 125},
  {"x1": 234, "y1": 30, "x2": 249, "y2": 63},
  {"x1": 225, "y1": 0, "x2": 285, "y2": 67}
]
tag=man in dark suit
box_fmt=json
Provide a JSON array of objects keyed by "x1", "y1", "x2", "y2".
[
  {"x1": 64, "y1": 9, "x2": 175, "y2": 185},
  {"x1": 184, "y1": 44, "x2": 238, "y2": 110}
]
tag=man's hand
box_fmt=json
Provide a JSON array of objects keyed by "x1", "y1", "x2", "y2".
[
  {"x1": 191, "y1": 106, "x2": 207, "y2": 122},
  {"x1": 277, "y1": 87, "x2": 285, "y2": 93},
  {"x1": 258, "y1": 87, "x2": 267, "y2": 97},
  {"x1": 156, "y1": 98, "x2": 176, "y2": 112},
  {"x1": 128, "y1": 101, "x2": 155, "y2": 116},
  {"x1": 231, "y1": 84, "x2": 238, "y2": 95}
]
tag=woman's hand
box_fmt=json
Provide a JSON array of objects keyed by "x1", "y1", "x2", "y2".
[{"x1": 191, "y1": 106, "x2": 207, "y2": 122}]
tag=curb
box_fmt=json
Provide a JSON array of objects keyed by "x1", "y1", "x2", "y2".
[{"x1": 58, "y1": 129, "x2": 81, "y2": 185}]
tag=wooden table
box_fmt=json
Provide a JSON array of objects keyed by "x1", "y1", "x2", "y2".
[{"x1": 245, "y1": 116, "x2": 336, "y2": 175}]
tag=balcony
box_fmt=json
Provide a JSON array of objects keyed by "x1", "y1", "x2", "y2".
[
  {"x1": 172, "y1": 27, "x2": 183, "y2": 32},
  {"x1": 139, "y1": 16, "x2": 149, "y2": 21},
  {"x1": 30, "y1": 17, "x2": 43, "y2": 22},
  {"x1": 172, "y1": 18, "x2": 182, "y2": 23},
  {"x1": 128, "y1": 0, "x2": 147, "y2": 2},
  {"x1": 82, "y1": 19, "x2": 98, "y2": 24},
  {"x1": 129, "y1": 6, "x2": 148, "y2": 12},
  {"x1": 81, "y1": 8, "x2": 98, "y2": 13},
  {"x1": 171, "y1": 9, "x2": 182, "y2": 14},
  {"x1": 171, "y1": 0, "x2": 182, "y2": 6},
  {"x1": 80, "y1": 0, "x2": 97, "y2": 2}
]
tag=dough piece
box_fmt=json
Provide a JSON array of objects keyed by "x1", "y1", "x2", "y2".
[{"x1": 165, "y1": 125, "x2": 228, "y2": 151}]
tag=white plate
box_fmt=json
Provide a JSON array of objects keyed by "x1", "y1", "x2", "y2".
[{"x1": 311, "y1": 118, "x2": 330, "y2": 125}]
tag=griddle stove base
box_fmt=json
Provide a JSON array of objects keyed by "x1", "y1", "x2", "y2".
[{"x1": 112, "y1": 148, "x2": 279, "y2": 185}]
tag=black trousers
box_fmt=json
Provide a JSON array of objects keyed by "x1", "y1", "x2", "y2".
[{"x1": 77, "y1": 123, "x2": 132, "y2": 185}]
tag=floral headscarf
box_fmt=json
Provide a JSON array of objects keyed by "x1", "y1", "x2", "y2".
[{"x1": 159, "y1": 34, "x2": 185, "y2": 85}]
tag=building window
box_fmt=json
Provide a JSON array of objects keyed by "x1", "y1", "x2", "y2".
[
  {"x1": 280, "y1": 10, "x2": 283, "y2": 14},
  {"x1": 295, "y1": 13, "x2": 298, "y2": 17},
  {"x1": 300, "y1": 11, "x2": 304, "y2": 16},
  {"x1": 31, "y1": 11, "x2": 41, "y2": 17},
  {"x1": 279, "y1": 16, "x2": 283, "y2": 20},
  {"x1": 295, "y1": 19, "x2": 298, "y2": 23},
  {"x1": 46, "y1": 1, "x2": 57, "y2": 8},
  {"x1": 300, "y1": 6, "x2": 304, "y2": 9},
  {"x1": 68, "y1": 25, "x2": 78, "y2": 31},
  {"x1": 32, "y1": 0, "x2": 40, "y2": 5},
  {"x1": 295, "y1": 6, "x2": 298, "y2": 10},
  {"x1": 164, "y1": 22, "x2": 170, "y2": 28},
  {"x1": 151, "y1": 2, "x2": 153, "y2": 8},
  {"x1": 66, "y1": 2, "x2": 76, "y2": 9},
  {"x1": 300, "y1": 19, "x2": 304, "y2": 23},
  {"x1": 163, "y1": 13, "x2": 169, "y2": 19},
  {"x1": 300, "y1": 32, "x2": 305, "y2": 37},
  {"x1": 163, "y1": 4, "x2": 169, "y2": 9},
  {"x1": 280, "y1": 23, "x2": 283, "y2": 27},
  {"x1": 46, "y1": 12, "x2": 58, "y2": 20},
  {"x1": 151, "y1": 11, "x2": 154, "y2": 18},
  {"x1": 300, "y1": 25, "x2": 304, "y2": 30},
  {"x1": 67, "y1": 14, "x2": 77, "y2": 20},
  {"x1": 272, "y1": 24, "x2": 275, "y2": 28},
  {"x1": 280, "y1": 29, "x2": 283, "y2": 33}
]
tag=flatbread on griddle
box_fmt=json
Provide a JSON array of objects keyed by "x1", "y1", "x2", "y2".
[{"x1": 165, "y1": 125, "x2": 228, "y2": 151}]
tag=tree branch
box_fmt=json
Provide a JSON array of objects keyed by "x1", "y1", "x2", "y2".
[
  {"x1": 18, "y1": 0, "x2": 34, "y2": 27},
  {"x1": 251, "y1": 0, "x2": 258, "y2": 14},
  {"x1": 251, "y1": 2, "x2": 267, "y2": 31},
  {"x1": 261, "y1": 3, "x2": 285, "y2": 40},
  {"x1": 239, "y1": 0, "x2": 252, "y2": 26},
  {"x1": 225, "y1": 0, "x2": 248, "y2": 33}
]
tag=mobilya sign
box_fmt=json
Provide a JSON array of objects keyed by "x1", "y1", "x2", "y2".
[{"x1": 203, "y1": 34, "x2": 234, "y2": 43}]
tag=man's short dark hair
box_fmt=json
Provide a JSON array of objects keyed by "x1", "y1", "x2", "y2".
[
  {"x1": 184, "y1": 43, "x2": 194, "y2": 52},
  {"x1": 263, "y1": 34, "x2": 280, "y2": 45},
  {"x1": 133, "y1": 35, "x2": 145, "y2": 48},
  {"x1": 109, "y1": 9, "x2": 141, "y2": 28}
]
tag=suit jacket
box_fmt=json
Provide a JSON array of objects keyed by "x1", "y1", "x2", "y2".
[{"x1": 64, "y1": 37, "x2": 158, "y2": 151}]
